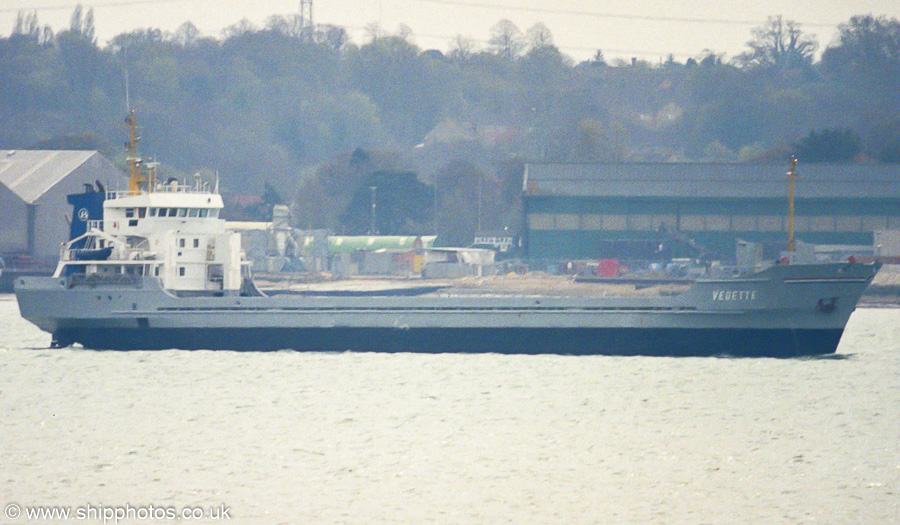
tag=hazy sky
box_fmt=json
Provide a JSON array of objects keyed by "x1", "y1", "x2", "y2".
[{"x1": 2, "y1": 0, "x2": 899, "y2": 61}]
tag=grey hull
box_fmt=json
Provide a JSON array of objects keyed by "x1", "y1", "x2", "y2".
[
  {"x1": 48, "y1": 326, "x2": 844, "y2": 357},
  {"x1": 15, "y1": 262, "x2": 880, "y2": 357}
]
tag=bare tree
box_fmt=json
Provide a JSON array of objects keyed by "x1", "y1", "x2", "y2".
[
  {"x1": 525, "y1": 22, "x2": 553, "y2": 50},
  {"x1": 737, "y1": 15, "x2": 817, "y2": 69},
  {"x1": 449, "y1": 34, "x2": 475, "y2": 60},
  {"x1": 397, "y1": 23, "x2": 414, "y2": 43},
  {"x1": 221, "y1": 18, "x2": 257, "y2": 39},
  {"x1": 317, "y1": 24, "x2": 348, "y2": 50},
  {"x1": 173, "y1": 21, "x2": 199, "y2": 46},
  {"x1": 489, "y1": 19, "x2": 524, "y2": 59}
]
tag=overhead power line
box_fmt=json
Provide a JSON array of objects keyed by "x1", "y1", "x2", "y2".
[
  {"x1": 0, "y1": 0, "x2": 192, "y2": 14},
  {"x1": 415, "y1": 0, "x2": 839, "y2": 28},
  {"x1": 345, "y1": 26, "x2": 707, "y2": 58}
]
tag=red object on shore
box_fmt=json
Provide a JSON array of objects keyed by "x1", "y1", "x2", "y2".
[{"x1": 597, "y1": 258, "x2": 620, "y2": 277}]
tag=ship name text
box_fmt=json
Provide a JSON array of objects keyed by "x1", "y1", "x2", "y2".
[{"x1": 712, "y1": 290, "x2": 757, "y2": 301}]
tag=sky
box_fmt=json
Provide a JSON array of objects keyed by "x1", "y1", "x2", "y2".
[{"x1": 1, "y1": 0, "x2": 899, "y2": 61}]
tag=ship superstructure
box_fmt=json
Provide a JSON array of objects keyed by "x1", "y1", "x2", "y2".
[{"x1": 57, "y1": 111, "x2": 247, "y2": 296}]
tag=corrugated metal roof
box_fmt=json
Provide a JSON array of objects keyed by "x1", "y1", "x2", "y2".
[
  {"x1": 0, "y1": 150, "x2": 98, "y2": 204},
  {"x1": 524, "y1": 162, "x2": 900, "y2": 199}
]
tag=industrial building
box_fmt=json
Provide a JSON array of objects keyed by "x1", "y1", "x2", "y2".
[
  {"x1": 523, "y1": 163, "x2": 900, "y2": 261},
  {"x1": 0, "y1": 150, "x2": 123, "y2": 265}
]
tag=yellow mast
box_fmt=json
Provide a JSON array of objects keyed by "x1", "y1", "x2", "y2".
[
  {"x1": 125, "y1": 109, "x2": 147, "y2": 194},
  {"x1": 787, "y1": 156, "x2": 799, "y2": 252}
]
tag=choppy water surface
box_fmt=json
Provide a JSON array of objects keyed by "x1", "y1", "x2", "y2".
[{"x1": 1, "y1": 294, "x2": 898, "y2": 524}]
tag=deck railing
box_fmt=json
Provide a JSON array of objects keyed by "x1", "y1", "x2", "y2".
[
  {"x1": 67, "y1": 273, "x2": 143, "y2": 289},
  {"x1": 106, "y1": 184, "x2": 213, "y2": 200}
]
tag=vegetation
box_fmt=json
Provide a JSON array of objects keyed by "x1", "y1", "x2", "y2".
[
  {"x1": 1, "y1": 9, "x2": 899, "y2": 241},
  {"x1": 792, "y1": 128, "x2": 861, "y2": 163}
]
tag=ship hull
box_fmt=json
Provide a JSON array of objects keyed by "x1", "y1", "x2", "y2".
[
  {"x1": 47, "y1": 326, "x2": 845, "y2": 357},
  {"x1": 15, "y1": 262, "x2": 880, "y2": 357}
]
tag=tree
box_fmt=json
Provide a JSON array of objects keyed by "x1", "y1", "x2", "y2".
[
  {"x1": 348, "y1": 33, "x2": 449, "y2": 144},
  {"x1": 449, "y1": 34, "x2": 475, "y2": 61},
  {"x1": 571, "y1": 119, "x2": 628, "y2": 162},
  {"x1": 792, "y1": 128, "x2": 861, "y2": 163},
  {"x1": 821, "y1": 15, "x2": 900, "y2": 99},
  {"x1": 173, "y1": 22, "x2": 200, "y2": 46},
  {"x1": 340, "y1": 171, "x2": 433, "y2": 235},
  {"x1": 55, "y1": 7, "x2": 101, "y2": 92},
  {"x1": 317, "y1": 24, "x2": 348, "y2": 51},
  {"x1": 588, "y1": 49, "x2": 606, "y2": 67},
  {"x1": 737, "y1": 16, "x2": 817, "y2": 71},
  {"x1": 221, "y1": 18, "x2": 256, "y2": 39},
  {"x1": 13, "y1": 10, "x2": 54, "y2": 44},
  {"x1": 525, "y1": 22, "x2": 553, "y2": 50},
  {"x1": 869, "y1": 119, "x2": 900, "y2": 163},
  {"x1": 488, "y1": 19, "x2": 523, "y2": 59}
]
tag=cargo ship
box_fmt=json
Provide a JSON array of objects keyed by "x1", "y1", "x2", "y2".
[{"x1": 13, "y1": 114, "x2": 881, "y2": 356}]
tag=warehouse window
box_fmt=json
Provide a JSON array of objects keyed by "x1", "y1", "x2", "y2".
[
  {"x1": 581, "y1": 214, "x2": 603, "y2": 230},
  {"x1": 556, "y1": 214, "x2": 579, "y2": 230},
  {"x1": 705, "y1": 215, "x2": 730, "y2": 231},
  {"x1": 807, "y1": 216, "x2": 834, "y2": 232},
  {"x1": 861, "y1": 216, "x2": 887, "y2": 231},
  {"x1": 627, "y1": 215, "x2": 653, "y2": 231},
  {"x1": 792, "y1": 216, "x2": 811, "y2": 232},
  {"x1": 680, "y1": 215, "x2": 704, "y2": 231},
  {"x1": 757, "y1": 215, "x2": 783, "y2": 232},
  {"x1": 731, "y1": 216, "x2": 756, "y2": 231},
  {"x1": 602, "y1": 215, "x2": 626, "y2": 230},
  {"x1": 652, "y1": 215, "x2": 677, "y2": 231},
  {"x1": 527, "y1": 213, "x2": 554, "y2": 230}
]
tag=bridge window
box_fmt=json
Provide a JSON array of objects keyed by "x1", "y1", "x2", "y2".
[{"x1": 199, "y1": 209, "x2": 209, "y2": 218}]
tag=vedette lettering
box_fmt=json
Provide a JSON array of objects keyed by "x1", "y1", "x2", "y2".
[{"x1": 712, "y1": 290, "x2": 757, "y2": 301}]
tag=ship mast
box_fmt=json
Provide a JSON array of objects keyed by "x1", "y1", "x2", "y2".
[
  {"x1": 786, "y1": 156, "x2": 800, "y2": 252},
  {"x1": 125, "y1": 109, "x2": 148, "y2": 194}
]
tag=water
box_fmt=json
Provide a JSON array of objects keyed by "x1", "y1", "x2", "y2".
[{"x1": 1, "y1": 294, "x2": 898, "y2": 524}]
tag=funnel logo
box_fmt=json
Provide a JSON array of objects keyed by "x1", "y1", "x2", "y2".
[{"x1": 77, "y1": 208, "x2": 89, "y2": 221}]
